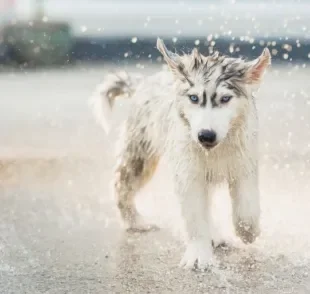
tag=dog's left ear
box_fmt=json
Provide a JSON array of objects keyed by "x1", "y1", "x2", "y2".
[{"x1": 245, "y1": 48, "x2": 271, "y2": 85}]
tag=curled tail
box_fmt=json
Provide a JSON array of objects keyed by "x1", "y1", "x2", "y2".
[{"x1": 90, "y1": 71, "x2": 142, "y2": 134}]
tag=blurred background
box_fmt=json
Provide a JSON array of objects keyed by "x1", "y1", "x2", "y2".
[
  {"x1": 1, "y1": 0, "x2": 310, "y2": 65},
  {"x1": 2, "y1": 1, "x2": 310, "y2": 293}
]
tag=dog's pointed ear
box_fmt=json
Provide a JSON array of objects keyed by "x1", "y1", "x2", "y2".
[
  {"x1": 157, "y1": 38, "x2": 193, "y2": 85},
  {"x1": 157, "y1": 38, "x2": 183, "y2": 73},
  {"x1": 245, "y1": 48, "x2": 271, "y2": 85}
]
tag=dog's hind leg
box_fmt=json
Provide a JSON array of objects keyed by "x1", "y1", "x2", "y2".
[{"x1": 113, "y1": 137, "x2": 159, "y2": 232}]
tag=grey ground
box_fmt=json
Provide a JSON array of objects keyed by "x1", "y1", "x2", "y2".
[{"x1": 1, "y1": 64, "x2": 310, "y2": 293}]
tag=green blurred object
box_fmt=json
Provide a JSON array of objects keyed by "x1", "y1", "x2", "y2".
[{"x1": 3, "y1": 21, "x2": 73, "y2": 66}]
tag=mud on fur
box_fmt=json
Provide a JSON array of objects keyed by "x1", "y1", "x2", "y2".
[{"x1": 90, "y1": 38, "x2": 271, "y2": 270}]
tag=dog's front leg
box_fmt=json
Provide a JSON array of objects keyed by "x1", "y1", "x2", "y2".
[
  {"x1": 172, "y1": 154, "x2": 213, "y2": 270},
  {"x1": 229, "y1": 170, "x2": 261, "y2": 244}
]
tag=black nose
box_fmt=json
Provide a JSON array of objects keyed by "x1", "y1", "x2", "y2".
[{"x1": 198, "y1": 130, "x2": 217, "y2": 145}]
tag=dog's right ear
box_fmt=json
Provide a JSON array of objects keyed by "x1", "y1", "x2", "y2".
[
  {"x1": 157, "y1": 38, "x2": 192, "y2": 84},
  {"x1": 157, "y1": 38, "x2": 181, "y2": 71}
]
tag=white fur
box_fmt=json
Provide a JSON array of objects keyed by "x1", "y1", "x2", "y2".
[
  {"x1": 91, "y1": 41, "x2": 270, "y2": 270},
  {"x1": 165, "y1": 105, "x2": 259, "y2": 268}
]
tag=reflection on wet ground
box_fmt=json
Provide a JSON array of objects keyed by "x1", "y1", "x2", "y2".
[{"x1": 0, "y1": 65, "x2": 310, "y2": 293}]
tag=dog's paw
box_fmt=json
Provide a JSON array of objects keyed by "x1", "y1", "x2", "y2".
[
  {"x1": 179, "y1": 240, "x2": 214, "y2": 270},
  {"x1": 126, "y1": 215, "x2": 159, "y2": 233},
  {"x1": 211, "y1": 228, "x2": 228, "y2": 248},
  {"x1": 235, "y1": 220, "x2": 260, "y2": 244},
  {"x1": 211, "y1": 238, "x2": 228, "y2": 249}
]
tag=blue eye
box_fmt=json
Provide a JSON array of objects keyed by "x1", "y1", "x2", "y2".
[
  {"x1": 189, "y1": 95, "x2": 199, "y2": 103},
  {"x1": 220, "y1": 95, "x2": 232, "y2": 103}
]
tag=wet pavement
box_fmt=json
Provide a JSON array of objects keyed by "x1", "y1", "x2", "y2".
[{"x1": 1, "y1": 64, "x2": 310, "y2": 293}]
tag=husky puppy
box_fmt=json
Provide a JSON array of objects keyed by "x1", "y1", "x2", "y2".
[{"x1": 90, "y1": 38, "x2": 271, "y2": 269}]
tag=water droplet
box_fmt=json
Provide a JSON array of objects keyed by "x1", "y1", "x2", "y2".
[
  {"x1": 131, "y1": 37, "x2": 138, "y2": 43},
  {"x1": 259, "y1": 40, "x2": 265, "y2": 46},
  {"x1": 283, "y1": 44, "x2": 292, "y2": 52},
  {"x1": 33, "y1": 47, "x2": 40, "y2": 54},
  {"x1": 229, "y1": 44, "x2": 234, "y2": 53}
]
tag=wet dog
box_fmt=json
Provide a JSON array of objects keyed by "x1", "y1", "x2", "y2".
[{"x1": 90, "y1": 38, "x2": 271, "y2": 269}]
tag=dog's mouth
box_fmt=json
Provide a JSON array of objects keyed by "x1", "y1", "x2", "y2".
[{"x1": 200, "y1": 141, "x2": 218, "y2": 150}]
